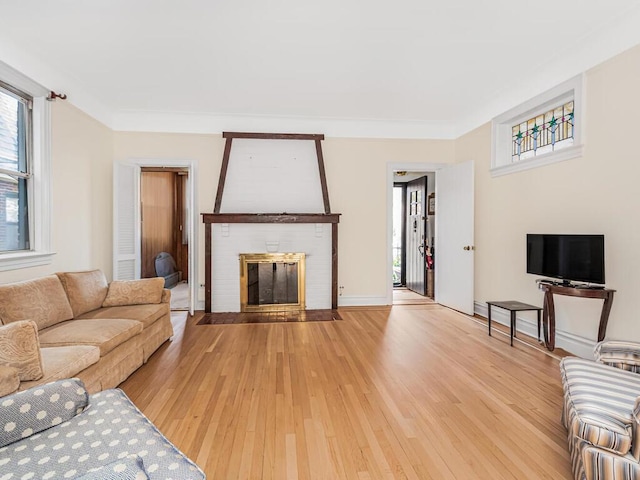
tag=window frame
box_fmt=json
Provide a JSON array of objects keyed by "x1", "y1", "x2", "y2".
[
  {"x1": 0, "y1": 61, "x2": 53, "y2": 271},
  {"x1": 491, "y1": 75, "x2": 584, "y2": 177}
]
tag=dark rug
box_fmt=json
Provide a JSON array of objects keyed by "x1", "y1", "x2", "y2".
[{"x1": 197, "y1": 309, "x2": 341, "y2": 325}]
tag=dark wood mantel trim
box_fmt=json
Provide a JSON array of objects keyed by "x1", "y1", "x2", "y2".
[
  {"x1": 202, "y1": 213, "x2": 341, "y2": 313},
  {"x1": 202, "y1": 213, "x2": 340, "y2": 224},
  {"x1": 222, "y1": 132, "x2": 324, "y2": 141}
]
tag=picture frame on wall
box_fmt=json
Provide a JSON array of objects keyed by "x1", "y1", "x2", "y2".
[{"x1": 428, "y1": 192, "x2": 435, "y2": 215}]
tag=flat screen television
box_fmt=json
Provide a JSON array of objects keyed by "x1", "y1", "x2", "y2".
[{"x1": 526, "y1": 234, "x2": 605, "y2": 285}]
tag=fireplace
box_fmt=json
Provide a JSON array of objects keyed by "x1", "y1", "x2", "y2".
[
  {"x1": 202, "y1": 132, "x2": 340, "y2": 313},
  {"x1": 239, "y1": 253, "x2": 305, "y2": 312}
]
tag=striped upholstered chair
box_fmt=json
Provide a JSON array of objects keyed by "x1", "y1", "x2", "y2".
[{"x1": 560, "y1": 341, "x2": 640, "y2": 480}]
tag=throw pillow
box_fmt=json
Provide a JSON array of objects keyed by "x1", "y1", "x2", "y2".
[
  {"x1": 56, "y1": 270, "x2": 109, "y2": 317},
  {"x1": 0, "y1": 275, "x2": 73, "y2": 330},
  {"x1": 0, "y1": 320, "x2": 44, "y2": 381},
  {"x1": 0, "y1": 365, "x2": 19, "y2": 397},
  {"x1": 0, "y1": 378, "x2": 88, "y2": 448},
  {"x1": 103, "y1": 278, "x2": 165, "y2": 307}
]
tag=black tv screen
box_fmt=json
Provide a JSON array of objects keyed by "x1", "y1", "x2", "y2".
[{"x1": 527, "y1": 234, "x2": 605, "y2": 284}]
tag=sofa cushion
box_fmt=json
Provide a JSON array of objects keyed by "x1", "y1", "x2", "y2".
[
  {"x1": 103, "y1": 278, "x2": 165, "y2": 307},
  {"x1": 57, "y1": 270, "x2": 109, "y2": 318},
  {"x1": 560, "y1": 357, "x2": 640, "y2": 456},
  {"x1": 0, "y1": 378, "x2": 88, "y2": 448},
  {"x1": 38, "y1": 319, "x2": 143, "y2": 356},
  {"x1": 0, "y1": 388, "x2": 206, "y2": 479},
  {"x1": 77, "y1": 303, "x2": 169, "y2": 329},
  {"x1": 75, "y1": 455, "x2": 150, "y2": 480},
  {"x1": 0, "y1": 275, "x2": 73, "y2": 330},
  {"x1": 0, "y1": 365, "x2": 19, "y2": 397},
  {"x1": 20, "y1": 346, "x2": 100, "y2": 390},
  {"x1": 0, "y1": 320, "x2": 43, "y2": 381}
]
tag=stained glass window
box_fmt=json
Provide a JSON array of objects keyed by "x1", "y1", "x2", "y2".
[{"x1": 512, "y1": 101, "x2": 574, "y2": 162}]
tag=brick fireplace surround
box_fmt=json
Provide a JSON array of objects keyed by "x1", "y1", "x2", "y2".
[{"x1": 201, "y1": 132, "x2": 340, "y2": 313}]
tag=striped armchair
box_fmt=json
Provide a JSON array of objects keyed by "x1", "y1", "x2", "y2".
[{"x1": 560, "y1": 341, "x2": 640, "y2": 480}]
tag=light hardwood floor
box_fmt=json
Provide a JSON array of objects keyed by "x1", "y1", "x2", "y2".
[{"x1": 120, "y1": 305, "x2": 572, "y2": 479}]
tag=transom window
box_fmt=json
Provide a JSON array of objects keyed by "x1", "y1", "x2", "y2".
[
  {"x1": 491, "y1": 75, "x2": 583, "y2": 177},
  {"x1": 512, "y1": 100, "x2": 574, "y2": 162},
  {"x1": 0, "y1": 84, "x2": 31, "y2": 252}
]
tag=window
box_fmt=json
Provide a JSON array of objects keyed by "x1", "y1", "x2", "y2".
[
  {"x1": 512, "y1": 100, "x2": 574, "y2": 162},
  {"x1": 0, "y1": 83, "x2": 31, "y2": 252},
  {"x1": 0, "y1": 61, "x2": 52, "y2": 271},
  {"x1": 491, "y1": 75, "x2": 583, "y2": 177}
]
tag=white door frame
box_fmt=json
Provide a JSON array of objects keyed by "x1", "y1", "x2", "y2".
[
  {"x1": 119, "y1": 158, "x2": 198, "y2": 316},
  {"x1": 386, "y1": 162, "x2": 447, "y2": 305}
]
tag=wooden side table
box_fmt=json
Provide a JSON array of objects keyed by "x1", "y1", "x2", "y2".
[
  {"x1": 538, "y1": 283, "x2": 616, "y2": 351},
  {"x1": 487, "y1": 301, "x2": 542, "y2": 346}
]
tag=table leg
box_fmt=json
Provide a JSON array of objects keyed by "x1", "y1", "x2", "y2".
[
  {"x1": 510, "y1": 311, "x2": 515, "y2": 346},
  {"x1": 597, "y1": 292, "x2": 615, "y2": 342},
  {"x1": 543, "y1": 290, "x2": 556, "y2": 351},
  {"x1": 536, "y1": 310, "x2": 541, "y2": 341},
  {"x1": 488, "y1": 304, "x2": 492, "y2": 337}
]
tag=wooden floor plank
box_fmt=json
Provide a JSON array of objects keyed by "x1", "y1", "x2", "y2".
[{"x1": 121, "y1": 305, "x2": 572, "y2": 479}]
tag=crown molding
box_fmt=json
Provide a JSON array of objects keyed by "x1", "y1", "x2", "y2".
[
  {"x1": 2, "y1": 4, "x2": 640, "y2": 140},
  {"x1": 452, "y1": 4, "x2": 640, "y2": 138},
  {"x1": 0, "y1": 40, "x2": 112, "y2": 128},
  {"x1": 111, "y1": 110, "x2": 457, "y2": 139}
]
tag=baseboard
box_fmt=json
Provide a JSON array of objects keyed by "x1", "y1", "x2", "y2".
[
  {"x1": 338, "y1": 296, "x2": 389, "y2": 307},
  {"x1": 474, "y1": 301, "x2": 595, "y2": 359}
]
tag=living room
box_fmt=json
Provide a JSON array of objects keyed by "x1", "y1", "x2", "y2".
[{"x1": 1, "y1": 2, "x2": 640, "y2": 479}]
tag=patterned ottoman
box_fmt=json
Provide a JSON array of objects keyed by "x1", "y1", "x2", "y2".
[{"x1": 0, "y1": 378, "x2": 205, "y2": 479}]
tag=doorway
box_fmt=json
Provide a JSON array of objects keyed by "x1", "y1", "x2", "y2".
[
  {"x1": 114, "y1": 159, "x2": 197, "y2": 315},
  {"x1": 392, "y1": 171, "x2": 435, "y2": 304},
  {"x1": 386, "y1": 160, "x2": 475, "y2": 314},
  {"x1": 140, "y1": 168, "x2": 190, "y2": 311}
]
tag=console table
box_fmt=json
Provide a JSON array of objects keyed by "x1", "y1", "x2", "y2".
[{"x1": 538, "y1": 283, "x2": 616, "y2": 351}]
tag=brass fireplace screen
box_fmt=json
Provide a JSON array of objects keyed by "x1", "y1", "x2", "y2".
[{"x1": 239, "y1": 253, "x2": 306, "y2": 312}]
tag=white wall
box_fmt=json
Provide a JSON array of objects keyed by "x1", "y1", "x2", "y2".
[{"x1": 220, "y1": 139, "x2": 325, "y2": 213}]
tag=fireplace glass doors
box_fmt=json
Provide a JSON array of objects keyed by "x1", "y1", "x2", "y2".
[{"x1": 239, "y1": 253, "x2": 306, "y2": 312}]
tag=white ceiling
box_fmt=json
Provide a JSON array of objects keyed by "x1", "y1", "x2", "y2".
[{"x1": 1, "y1": 0, "x2": 639, "y2": 138}]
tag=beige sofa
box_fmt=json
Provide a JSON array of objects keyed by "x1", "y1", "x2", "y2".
[{"x1": 0, "y1": 270, "x2": 173, "y2": 396}]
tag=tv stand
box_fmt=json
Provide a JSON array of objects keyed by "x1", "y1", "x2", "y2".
[{"x1": 538, "y1": 283, "x2": 616, "y2": 351}]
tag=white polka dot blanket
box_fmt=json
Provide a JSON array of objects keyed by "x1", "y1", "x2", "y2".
[{"x1": 0, "y1": 379, "x2": 205, "y2": 479}]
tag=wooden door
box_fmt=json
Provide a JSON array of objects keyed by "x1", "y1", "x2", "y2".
[
  {"x1": 141, "y1": 171, "x2": 176, "y2": 278},
  {"x1": 176, "y1": 173, "x2": 189, "y2": 279},
  {"x1": 405, "y1": 177, "x2": 427, "y2": 295}
]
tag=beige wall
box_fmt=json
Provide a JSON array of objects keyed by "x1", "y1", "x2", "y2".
[
  {"x1": 4, "y1": 43, "x2": 639, "y2": 353},
  {"x1": 458, "y1": 44, "x2": 640, "y2": 349},
  {"x1": 1, "y1": 101, "x2": 113, "y2": 283},
  {"x1": 113, "y1": 132, "x2": 225, "y2": 304},
  {"x1": 323, "y1": 138, "x2": 454, "y2": 299},
  {"x1": 112, "y1": 134, "x2": 453, "y2": 304}
]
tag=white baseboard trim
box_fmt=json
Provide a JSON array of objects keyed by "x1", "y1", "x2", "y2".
[
  {"x1": 474, "y1": 301, "x2": 595, "y2": 359},
  {"x1": 338, "y1": 296, "x2": 389, "y2": 307}
]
